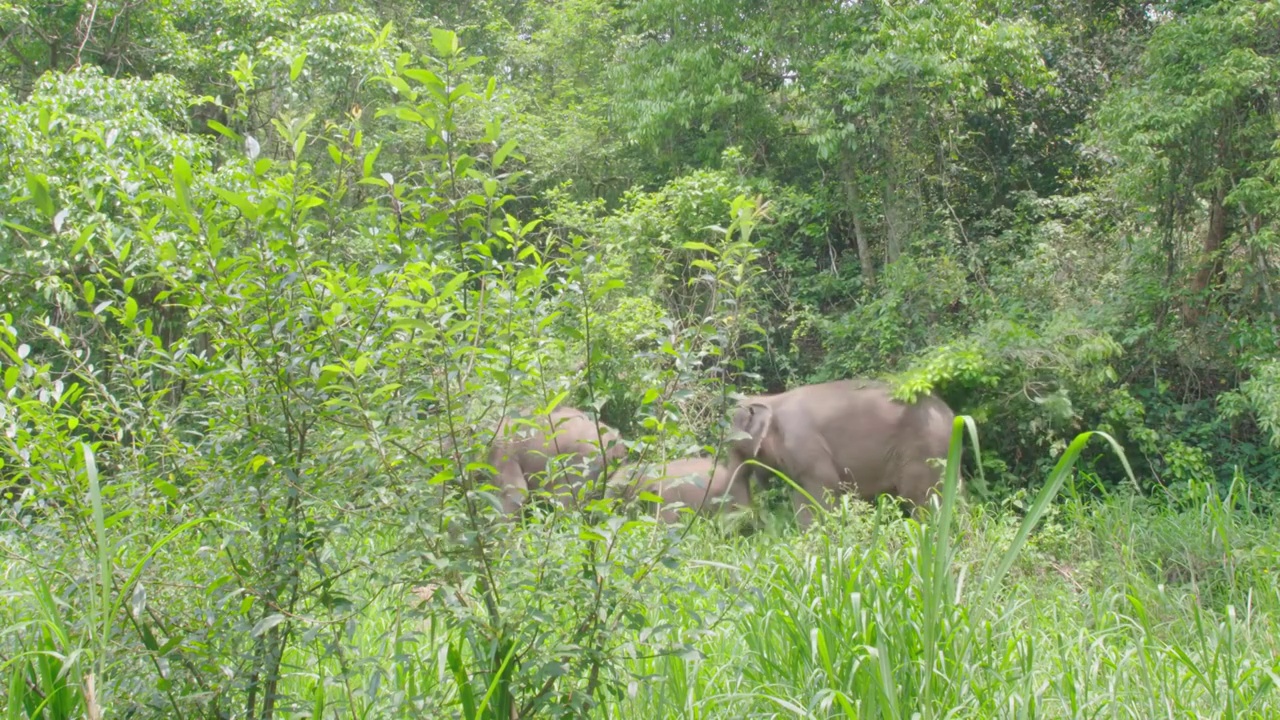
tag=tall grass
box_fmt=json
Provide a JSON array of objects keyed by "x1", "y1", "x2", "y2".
[
  {"x1": 5, "y1": 430, "x2": 1280, "y2": 717},
  {"x1": 605, "y1": 424, "x2": 1280, "y2": 718}
]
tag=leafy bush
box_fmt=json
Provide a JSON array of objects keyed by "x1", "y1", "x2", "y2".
[{"x1": 0, "y1": 34, "x2": 765, "y2": 718}]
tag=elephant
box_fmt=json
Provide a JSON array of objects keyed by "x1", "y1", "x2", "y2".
[
  {"x1": 724, "y1": 379, "x2": 955, "y2": 528},
  {"x1": 487, "y1": 406, "x2": 628, "y2": 514},
  {"x1": 609, "y1": 456, "x2": 750, "y2": 523}
]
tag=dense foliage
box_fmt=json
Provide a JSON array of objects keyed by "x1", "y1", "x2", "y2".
[{"x1": 1, "y1": 0, "x2": 1278, "y2": 717}]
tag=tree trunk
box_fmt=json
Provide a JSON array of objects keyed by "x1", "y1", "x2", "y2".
[
  {"x1": 1191, "y1": 182, "x2": 1228, "y2": 298},
  {"x1": 880, "y1": 137, "x2": 905, "y2": 264},
  {"x1": 840, "y1": 148, "x2": 875, "y2": 287}
]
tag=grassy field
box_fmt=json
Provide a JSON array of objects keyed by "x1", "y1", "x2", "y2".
[
  {"x1": 6, "y1": 453, "x2": 1280, "y2": 718},
  {"x1": 606, "y1": 484, "x2": 1280, "y2": 718},
  {"x1": 274, "y1": 475, "x2": 1280, "y2": 719}
]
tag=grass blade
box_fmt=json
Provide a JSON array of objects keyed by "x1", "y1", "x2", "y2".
[{"x1": 979, "y1": 430, "x2": 1135, "y2": 610}]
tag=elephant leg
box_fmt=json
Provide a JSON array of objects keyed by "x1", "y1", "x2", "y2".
[
  {"x1": 899, "y1": 462, "x2": 944, "y2": 519},
  {"x1": 790, "y1": 465, "x2": 842, "y2": 530},
  {"x1": 495, "y1": 463, "x2": 529, "y2": 515}
]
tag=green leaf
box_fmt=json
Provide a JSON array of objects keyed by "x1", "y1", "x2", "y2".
[
  {"x1": 172, "y1": 155, "x2": 193, "y2": 187},
  {"x1": 4, "y1": 366, "x2": 18, "y2": 390},
  {"x1": 363, "y1": 145, "x2": 382, "y2": 178},
  {"x1": 681, "y1": 241, "x2": 717, "y2": 253},
  {"x1": 404, "y1": 68, "x2": 441, "y2": 86},
  {"x1": 124, "y1": 296, "x2": 139, "y2": 325},
  {"x1": 493, "y1": 139, "x2": 518, "y2": 169},
  {"x1": 390, "y1": 318, "x2": 436, "y2": 335},
  {"x1": 155, "y1": 480, "x2": 179, "y2": 500},
  {"x1": 447, "y1": 643, "x2": 477, "y2": 720},
  {"x1": 383, "y1": 75, "x2": 413, "y2": 97},
  {"x1": 295, "y1": 196, "x2": 325, "y2": 211},
  {"x1": 252, "y1": 613, "x2": 286, "y2": 637},
  {"x1": 83, "y1": 281, "x2": 95, "y2": 304},
  {"x1": 431, "y1": 29, "x2": 459, "y2": 58},
  {"x1": 25, "y1": 172, "x2": 53, "y2": 218},
  {"x1": 206, "y1": 119, "x2": 239, "y2": 140},
  {"x1": 214, "y1": 187, "x2": 258, "y2": 219},
  {"x1": 290, "y1": 52, "x2": 307, "y2": 81},
  {"x1": 390, "y1": 107, "x2": 423, "y2": 123},
  {"x1": 70, "y1": 225, "x2": 95, "y2": 257}
]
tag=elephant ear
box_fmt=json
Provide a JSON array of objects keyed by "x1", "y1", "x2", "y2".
[{"x1": 741, "y1": 402, "x2": 774, "y2": 458}]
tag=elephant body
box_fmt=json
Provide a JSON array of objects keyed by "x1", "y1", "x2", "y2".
[
  {"x1": 726, "y1": 379, "x2": 955, "y2": 527},
  {"x1": 488, "y1": 407, "x2": 627, "y2": 513},
  {"x1": 610, "y1": 457, "x2": 749, "y2": 522}
]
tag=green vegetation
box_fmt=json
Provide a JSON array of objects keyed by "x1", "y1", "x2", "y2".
[{"x1": 1, "y1": 0, "x2": 1278, "y2": 717}]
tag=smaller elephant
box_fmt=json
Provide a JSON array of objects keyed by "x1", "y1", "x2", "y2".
[
  {"x1": 724, "y1": 379, "x2": 956, "y2": 528},
  {"x1": 610, "y1": 457, "x2": 749, "y2": 523},
  {"x1": 488, "y1": 407, "x2": 627, "y2": 514}
]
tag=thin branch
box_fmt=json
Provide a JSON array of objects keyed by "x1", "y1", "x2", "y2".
[{"x1": 75, "y1": 2, "x2": 99, "y2": 68}]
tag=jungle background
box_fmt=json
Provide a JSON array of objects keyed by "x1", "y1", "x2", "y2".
[{"x1": 2, "y1": 0, "x2": 1280, "y2": 717}]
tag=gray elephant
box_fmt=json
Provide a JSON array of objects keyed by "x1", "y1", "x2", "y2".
[
  {"x1": 610, "y1": 456, "x2": 750, "y2": 522},
  {"x1": 724, "y1": 379, "x2": 955, "y2": 528},
  {"x1": 488, "y1": 406, "x2": 627, "y2": 514}
]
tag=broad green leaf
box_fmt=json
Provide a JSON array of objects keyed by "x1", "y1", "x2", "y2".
[
  {"x1": 155, "y1": 479, "x2": 179, "y2": 500},
  {"x1": 252, "y1": 613, "x2": 286, "y2": 637},
  {"x1": 206, "y1": 119, "x2": 239, "y2": 140},
  {"x1": 214, "y1": 187, "x2": 258, "y2": 219},
  {"x1": 25, "y1": 172, "x2": 53, "y2": 218},
  {"x1": 681, "y1": 241, "x2": 717, "y2": 253},
  {"x1": 290, "y1": 52, "x2": 307, "y2": 81},
  {"x1": 390, "y1": 107, "x2": 423, "y2": 123},
  {"x1": 431, "y1": 28, "x2": 458, "y2": 58},
  {"x1": 404, "y1": 68, "x2": 440, "y2": 86},
  {"x1": 172, "y1": 155, "x2": 193, "y2": 187},
  {"x1": 493, "y1": 139, "x2": 519, "y2": 169},
  {"x1": 363, "y1": 146, "x2": 382, "y2": 178}
]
